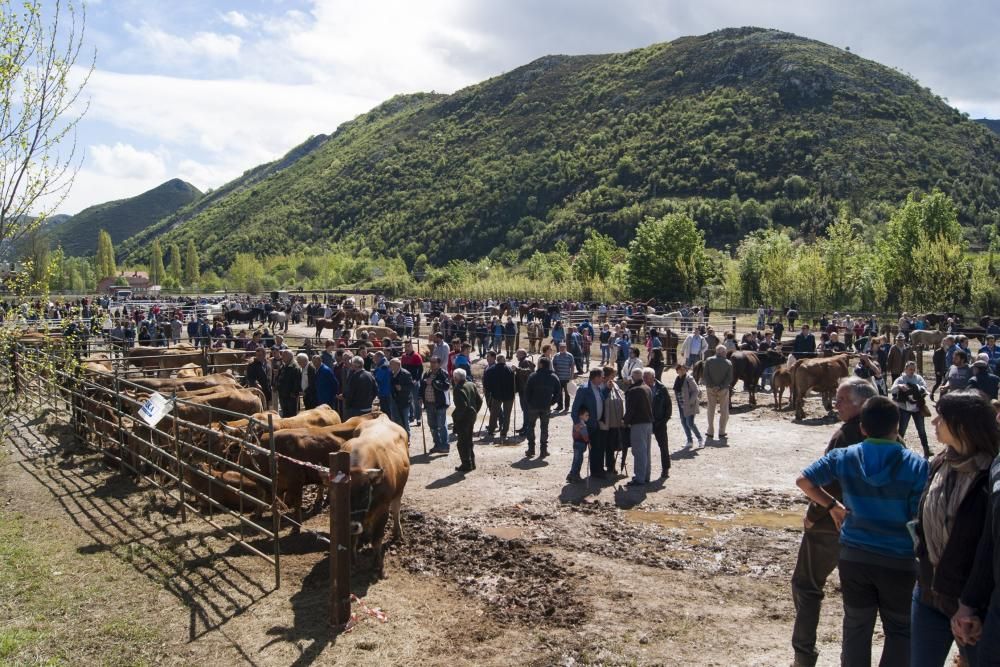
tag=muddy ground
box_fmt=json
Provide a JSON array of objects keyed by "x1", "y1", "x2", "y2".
[{"x1": 1, "y1": 353, "x2": 942, "y2": 667}]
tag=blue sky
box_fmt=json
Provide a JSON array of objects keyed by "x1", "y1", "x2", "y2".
[{"x1": 57, "y1": 0, "x2": 1000, "y2": 215}]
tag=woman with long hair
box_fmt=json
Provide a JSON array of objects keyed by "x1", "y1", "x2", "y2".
[{"x1": 911, "y1": 389, "x2": 999, "y2": 666}]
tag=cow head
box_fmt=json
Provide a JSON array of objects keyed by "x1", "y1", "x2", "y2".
[{"x1": 347, "y1": 467, "x2": 383, "y2": 535}]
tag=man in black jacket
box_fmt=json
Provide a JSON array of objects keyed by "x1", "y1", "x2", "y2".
[
  {"x1": 790, "y1": 376, "x2": 877, "y2": 667},
  {"x1": 522, "y1": 356, "x2": 561, "y2": 458},
  {"x1": 244, "y1": 348, "x2": 272, "y2": 406},
  {"x1": 341, "y1": 355, "x2": 377, "y2": 418},
  {"x1": 793, "y1": 324, "x2": 816, "y2": 357},
  {"x1": 643, "y1": 367, "x2": 673, "y2": 479},
  {"x1": 483, "y1": 353, "x2": 516, "y2": 443},
  {"x1": 275, "y1": 350, "x2": 301, "y2": 417},
  {"x1": 388, "y1": 358, "x2": 414, "y2": 439},
  {"x1": 420, "y1": 357, "x2": 452, "y2": 453}
]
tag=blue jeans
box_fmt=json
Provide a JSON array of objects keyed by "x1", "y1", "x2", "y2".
[
  {"x1": 410, "y1": 384, "x2": 421, "y2": 421},
  {"x1": 426, "y1": 405, "x2": 448, "y2": 451},
  {"x1": 390, "y1": 400, "x2": 411, "y2": 441},
  {"x1": 679, "y1": 413, "x2": 702, "y2": 443},
  {"x1": 569, "y1": 440, "x2": 587, "y2": 477},
  {"x1": 600, "y1": 344, "x2": 610, "y2": 364},
  {"x1": 910, "y1": 585, "x2": 978, "y2": 667},
  {"x1": 978, "y1": 602, "x2": 1000, "y2": 666}
]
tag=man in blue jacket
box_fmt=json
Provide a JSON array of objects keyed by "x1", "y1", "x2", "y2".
[
  {"x1": 571, "y1": 368, "x2": 606, "y2": 479},
  {"x1": 312, "y1": 355, "x2": 338, "y2": 409},
  {"x1": 796, "y1": 396, "x2": 928, "y2": 667},
  {"x1": 372, "y1": 351, "x2": 392, "y2": 412}
]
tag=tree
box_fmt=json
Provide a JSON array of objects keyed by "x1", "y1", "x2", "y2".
[
  {"x1": 167, "y1": 242, "x2": 182, "y2": 285},
  {"x1": 94, "y1": 229, "x2": 116, "y2": 279},
  {"x1": 26, "y1": 229, "x2": 49, "y2": 287},
  {"x1": 821, "y1": 214, "x2": 864, "y2": 308},
  {"x1": 0, "y1": 1, "x2": 92, "y2": 251},
  {"x1": 880, "y1": 190, "x2": 963, "y2": 305},
  {"x1": 227, "y1": 253, "x2": 264, "y2": 294},
  {"x1": 734, "y1": 229, "x2": 791, "y2": 307},
  {"x1": 148, "y1": 239, "x2": 164, "y2": 285},
  {"x1": 572, "y1": 231, "x2": 618, "y2": 281},
  {"x1": 903, "y1": 235, "x2": 971, "y2": 311},
  {"x1": 627, "y1": 213, "x2": 706, "y2": 300},
  {"x1": 184, "y1": 239, "x2": 199, "y2": 286}
]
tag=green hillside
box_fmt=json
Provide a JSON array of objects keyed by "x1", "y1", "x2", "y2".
[
  {"x1": 55, "y1": 178, "x2": 202, "y2": 255},
  {"x1": 977, "y1": 118, "x2": 1000, "y2": 134},
  {"x1": 120, "y1": 27, "x2": 1000, "y2": 271}
]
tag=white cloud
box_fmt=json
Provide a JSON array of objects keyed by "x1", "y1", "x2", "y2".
[
  {"x1": 88, "y1": 142, "x2": 167, "y2": 180},
  {"x1": 220, "y1": 10, "x2": 251, "y2": 30},
  {"x1": 80, "y1": 68, "x2": 375, "y2": 161},
  {"x1": 124, "y1": 21, "x2": 242, "y2": 61}
]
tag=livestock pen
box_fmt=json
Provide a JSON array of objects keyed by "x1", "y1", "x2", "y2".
[{"x1": 3, "y1": 337, "x2": 291, "y2": 588}]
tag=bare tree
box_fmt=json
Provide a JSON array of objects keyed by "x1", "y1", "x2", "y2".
[{"x1": 0, "y1": 0, "x2": 92, "y2": 254}]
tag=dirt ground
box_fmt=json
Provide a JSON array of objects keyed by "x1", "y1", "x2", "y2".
[{"x1": 1, "y1": 346, "x2": 943, "y2": 667}]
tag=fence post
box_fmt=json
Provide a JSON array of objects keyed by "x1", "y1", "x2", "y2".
[
  {"x1": 329, "y1": 450, "x2": 352, "y2": 630},
  {"x1": 269, "y1": 413, "x2": 281, "y2": 589},
  {"x1": 916, "y1": 345, "x2": 924, "y2": 375},
  {"x1": 731, "y1": 316, "x2": 737, "y2": 337},
  {"x1": 172, "y1": 392, "x2": 187, "y2": 523}
]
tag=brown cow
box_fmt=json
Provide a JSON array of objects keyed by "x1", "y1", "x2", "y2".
[
  {"x1": 176, "y1": 363, "x2": 204, "y2": 378},
  {"x1": 173, "y1": 388, "x2": 265, "y2": 425},
  {"x1": 126, "y1": 346, "x2": 204, "y2": 376},
  {"x1": 791, "y1": 354, "x2": 850, "y2": 419},
  {"x1": 771, "y1": 367, "x2": 794, "y2": 410},
  {"x1": 182, "y1": 463, "x2": 266, "y2": 513},
  {"x1": 129, "y1": 371, "x2": 238, "y2": 393},
  {"x1": 221, "y1": 404, "x2": 342, "y2": 436},
  {"x1": 356, "y1": 325, "x2": 399, "y2": 341},
  {"x1": 347, "y1": 414, "x2": 410, "y2": 578}
]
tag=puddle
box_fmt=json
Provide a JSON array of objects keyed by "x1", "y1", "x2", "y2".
[
  {"x1": 625, "y1": 508, "x2": 802, "y2": 539},
  {"x1": 483, "y1": 526, "x2": 525, "y2": 540}
]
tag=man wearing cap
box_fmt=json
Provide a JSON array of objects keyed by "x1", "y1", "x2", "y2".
[
  {"x1": 886, "y1": 334, "x2": 914, "y2": 384},
  {"x1": 969, "y1": 359, "x2": 1000, "y2": 399}
]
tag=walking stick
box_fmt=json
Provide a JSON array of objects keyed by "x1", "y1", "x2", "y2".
[
  {"x1": 476, "y1": 399, "x2": 489, "y2": 436},
  {"x1": 420, "y1": 407, "x2": 427, "y2": 455}
]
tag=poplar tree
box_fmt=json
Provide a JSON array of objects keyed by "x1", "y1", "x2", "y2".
[
  {"x1": 168, "y1": 243, "x2": 182, "y2": 284},
  {"x1": 184, "y1": 239, "x2": 199, "y2": 286},
  {"x1": 149, "y1": 239, "x2": 165, "y2": 285}
]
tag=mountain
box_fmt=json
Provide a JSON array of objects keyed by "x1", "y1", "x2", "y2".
[
  {"x1": 976, "y1": 118, "x2": 1000, "y2": 135},
  {"x1": 54, "y1": 178, "x2": 202, "y2": 256},
  {"x1": 120, "y1": 28, "x2": 1000, "y2": 270}
]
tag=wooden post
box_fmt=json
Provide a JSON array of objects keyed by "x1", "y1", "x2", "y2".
[
  {"x1": 916, "y1": 345, "x2": 924, "y2": 375},
  {"x1": 731, "y1": 316, "x2": 737, "y2": 338},
  {"x1": 329, "y1": 450, "x2": 352, "y2": 630}
]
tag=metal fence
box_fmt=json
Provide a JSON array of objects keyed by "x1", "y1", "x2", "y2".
[{"x1": 5, "y1": 340, "x2": 283, "y2": 587}]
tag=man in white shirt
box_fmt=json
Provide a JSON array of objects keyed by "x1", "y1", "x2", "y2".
[{"x1": 431, "y1": 332, "x2": 450, "y2": 367}]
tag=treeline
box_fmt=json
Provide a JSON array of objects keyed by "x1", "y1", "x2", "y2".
[{"x1": 21, "y1": 191, "x2": 996, "y2": 315}]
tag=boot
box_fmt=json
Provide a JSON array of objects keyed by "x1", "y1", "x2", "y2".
[
  {"x1": 539, "y1": 446, "x2": 549, "y2": 458},
  {"x1": 525, "y1": 445, "x2": 535, "y2": 458}
]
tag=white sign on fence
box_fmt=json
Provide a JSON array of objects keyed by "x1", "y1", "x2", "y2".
[{"x1": 138, "y1": 392, "x2": 174, "y2": 426}]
